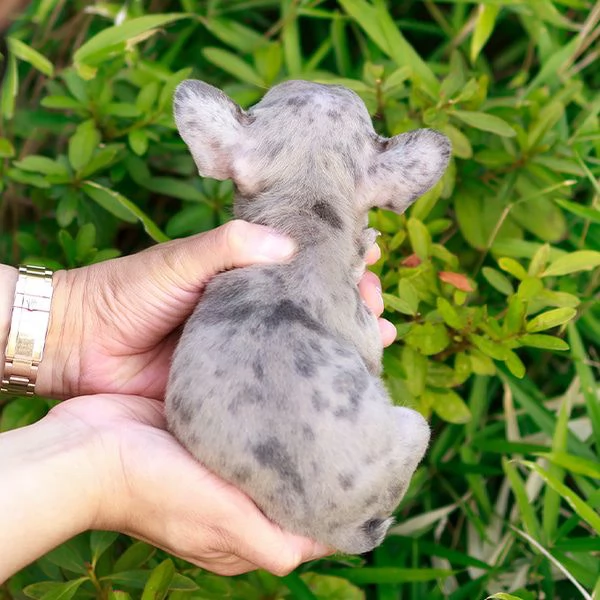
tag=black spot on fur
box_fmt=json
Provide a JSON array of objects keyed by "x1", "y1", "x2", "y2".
[
  {"x1": 334, "y1": 345, "x2": 353, "y2": 358},
  {"x1": 309, "y1": 339, "x2": 325, "y2": 358},
  {"x1": 362, "y1": 518, "x2": 385, "y2": 543},
  {"x1": 178, "y1": 403, "x2": 193, "y2": 423},
  {"x1": 312, "y1": 390, "x2": 328, "y2": 412},
  {"x1": 233, "y1": 467, "x2": 251, "y2": 484},
  {"x1": 287, "y1": 96, "x2": 309, "y2": 107},
  {"x1": 327, "y1": 109, "x2": 342, "y2": 121},
  {"x1": 302, "y1": 424, "x2": 315, "y2": 441},
  {"x1": 312, "y1": 201, "x2": 343, "y2": 230},
  {"x1": 252, "y1": 359, "x2": 265, "y2": 380},
  {"x1": 294, "y1": 341, "x2": 318, "y2": 377},
  {"x1": 252, "y1": 437, "x2": 304, "y2": 494},
  {"x1": 339, "y1": 473, "x2": 355, "y2": 490},
  {"x1": 268, "y1": 139, "x2": 285, "y2": 159},
  {"x1": 268, "y1": 300, "x2": 325, "y2": 333},
  {"x1": 333, "y1": 366, "x2": 368, "y2": 419},
  {"x1": 170, "y1": 394, "x2": 183, "y2": 411},
  {"x1": 196, "y1": 276, "x2": 256, "y2": 325}
]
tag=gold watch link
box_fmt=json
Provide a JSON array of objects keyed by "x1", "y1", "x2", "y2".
[{"x1": 1, "y1": 265, "x2": 54, "y2": 396}]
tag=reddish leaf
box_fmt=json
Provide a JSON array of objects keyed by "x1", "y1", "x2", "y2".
[
  {"x1": 402, "y1": 253, "x2": 422, "y2": 267},
  {"x1": 439, "y1": 271, "x2": 474, "y2": 292}
]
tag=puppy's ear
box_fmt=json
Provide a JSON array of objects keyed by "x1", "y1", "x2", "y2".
[
  {"x1": 364, "y1": 129, "x2": 451, "y2": 213},
  {"x1": 174, "y1": 80, "x2": 248, "y2": 180}
]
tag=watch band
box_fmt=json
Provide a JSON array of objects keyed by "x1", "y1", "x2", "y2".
[{"x1": 1, "y1": 265, "x2": 53, "y2": 396}]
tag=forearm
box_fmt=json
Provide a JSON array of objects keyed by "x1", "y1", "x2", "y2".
[
  {"x1": 0, "y1": 265, "x2": 18, "y2": 383},
  {"x1": 0, "y1": 412, "x2": 99, "y2": 581}
]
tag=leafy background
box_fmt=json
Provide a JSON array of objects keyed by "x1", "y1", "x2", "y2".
[{"x1": 1, "y1": 0, "x2": 599, "y2": 598}]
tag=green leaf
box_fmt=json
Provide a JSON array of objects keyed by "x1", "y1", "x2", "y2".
[
  {"x1": 554, "y1": 197, "x2": 600, "y2": 225},
  {"x1": 129, "y1": 129, "x2": 149, "y2": 156},
  {"x1": 398, "y1": 279, "x2": 420, "y2": 315},
  {"x1": 74, "y1": 14, "x2": 189, "y2": 67},
  {"x1": 498, "y1": 257, "x2": 528, "y2": 280},
  {"x1": 487, "y1": 592, "x2": 529, "y2": 600},
  {"x1": 407, "y1": 218, "x2": 431, "y2": 259},
  {"x1": 470, "y1": 5, "x2": 500, "y2": 63},
  {"x1": 90, "y1": 531, "x2": 119, "y2": 565},
  {"x1": 141, "y1": 559, "x2": 175, "y2": 600},
  {"x1": 320, "y1": 567, "x2": 454, "y2": 584},
  {"x1": 436, "y1": 297, "x2": 464, "y2": 330},
  {"x1": 526, "y1": 308, "x2": 577, "y2": 332},
  {"x1": 504, "y1": 350, "x2": 526, "y2": 378},
  {"x1": 41, "y1": 95, "x2": 84, "y2": 110},
  {"x1": 202, "y1": 17, "x2": 266, "y2": 54},
  {"x1": 516, "y1": 276, "x2": 543, "y2": 301},
  {"x1": 503, "y1": 458, "x2": 541, "y2": 538},
  {"x1": 0, "y1": 137, "x2": 15, "y2": 157},
  {"x1": 518, "y1": 334, "x2": 569, "y2": 351},
  {"x1": 425, "y1": 388, "x2": 471, "y2": 424},
  {"x1": 452, "y1": 110, "x2": 516, "y2": 137},
  {"x1": 82, "y1": 181, "x2": 169, "y2": 242},
  {"x1": 43, "y1": 542, "x2": 88, "y2": 575},
  {"x1": 104, "y1": 103, "x2": 140, "y2": 118},
  {"x1": 503, "y1": 295, "x2": 526, "y2": 335},
  {"x1": 568, "y1": 322, "x2": 600, "y2": 458},
  {"x1": 56, "y1": 191, "x2": 79, "y2": 229},
  {"x1": 202, "y1": 47, "x2": 265, "y2": 87},
  {"x1": 24, "y1": 579, "x2": 88, "y2": 600},
  {"x1": 1, "y1": 52, "x2": 18, "y2": 120},
  {"x1": 68, "y1": 120, "x2": 101, "y2": 172},
  {"x1": 469, "y1": 334, "x2": 509, "y2": 360},
  {"x1": 300, "y1": 573, "x2": 363, "y2": 600},
  {"x1": 482, "y1": 266, "x2": 514, "y2": 295},
  {"x1": 136, "y1": 82, "x2": 160, "y2": 113},
  {"x1": 542, "y1": 250, "x2": 600, "y2": 277},
  {"x1": 538, "y1": 451, "x2": 600, "y2": 480},
  {"x1": 0, "y1": 397, "x2": 48, "y2": 432},
  {"x1": 528, "y1": 243, "x2": 551, "y2": 277},
  {"x1": 402, "y1": 346, "x2": 427, "y2": 396},
  {"x1": 254, "y1": 42, "x2": 283, "y2": 85},
  {"x1": 383, "y1": 292, "x2": 416, "y2": 316},
  {"x1": 113, "y1": 542, "x2": 155, "y2": 572},
  {"x1": 7, "y1": 37, "x2": 54, "y2": 76},
  {"x1": 13, "y1": 155, "x2": 69, "y2": 177},
  {"x1": 406, "y1": 322, "x2": 451, "y2": 356},
  {"x1": 338, "y1": 0, "x2": 439, "y2": 97},
  {"x1": 521, "y1": 461, "x2": 600, "y2": 535}
]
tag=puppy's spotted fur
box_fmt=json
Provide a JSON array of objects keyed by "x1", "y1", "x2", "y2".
[{"x1": 167, "y1": 80, "x2": 451, "y2": 553}]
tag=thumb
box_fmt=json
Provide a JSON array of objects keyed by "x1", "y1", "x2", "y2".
[{"x1": 158, "y1": 220, "x2": 296, "y2": 291}]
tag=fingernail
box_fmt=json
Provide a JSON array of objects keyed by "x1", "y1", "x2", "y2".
[{"x1": 256, "y1": 232, "x2": 296, "y2": 260}]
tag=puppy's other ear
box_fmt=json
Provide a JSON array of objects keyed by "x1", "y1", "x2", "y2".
[
  {"x1": 364, "y1": 129, "x2": 451, "y2": 213},
  {"x1": 174, "y1": 80, "x2": 248, "y2": 180}
]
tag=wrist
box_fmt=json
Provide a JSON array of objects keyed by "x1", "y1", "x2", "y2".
[
  {"x1": 36, "y1": 269, "x2": 82, "y2": 399},
  {"x1": 0, "y1": 406, "x2": 102, "y2": 580},
  {"x1": 0, "y1": 266, "x2": 18, "y2": 383}
]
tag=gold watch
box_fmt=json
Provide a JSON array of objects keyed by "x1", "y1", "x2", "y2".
[{"x1": 1, "y1": 265, "x2": 54, "y2": 396}]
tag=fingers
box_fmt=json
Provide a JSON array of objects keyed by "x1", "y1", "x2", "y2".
[
  {"x1": 379, "y1": 319, "x2": 397, "y2": 347},
  {"x1": 358, "y1": 270, "x2": 397, "y2": 347},
  {"x1": 359, "y1": 270, "x2": 383, "y2": 315},
  {"x1": 160, "y1": 220, "x2": 296, "y2": 292},
  {"x1": 206, "y1": 487, "x2": 331, "y2": 576},
  {"x1": 364, "y1": 242, "x2": 381, "y2": 265}
]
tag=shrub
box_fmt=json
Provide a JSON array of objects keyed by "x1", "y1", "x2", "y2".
[{"x1": 1, "y1": 1, "x2": 599, "y2": 598}]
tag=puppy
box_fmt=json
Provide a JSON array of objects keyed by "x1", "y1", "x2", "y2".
[{"x1": 167, "y1": 80, "x2": 451, "y2": 553}]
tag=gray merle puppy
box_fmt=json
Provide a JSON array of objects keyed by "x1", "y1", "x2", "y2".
[{"x1": 167, "y1": 79, "x2": 451, "y2": 554}]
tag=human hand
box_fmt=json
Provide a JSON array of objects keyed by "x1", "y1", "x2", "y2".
[
  {"x1": 0, "y1": 394, "x2": 330, "y2": 580},
  {"x1": 37, "y1": 220, "x2": 394, "y2": 399}
]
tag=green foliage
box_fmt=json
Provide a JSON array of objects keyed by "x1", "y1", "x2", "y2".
[{"x1": 1, "y1": 0, "x2": 599, "y2": 598}]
